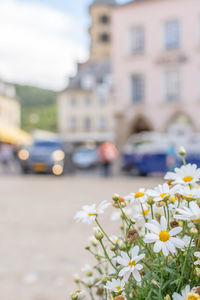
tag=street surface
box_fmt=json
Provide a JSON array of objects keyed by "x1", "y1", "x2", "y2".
[{"x1": 0, "y1": 174, "x2": 162, "y2": 300}]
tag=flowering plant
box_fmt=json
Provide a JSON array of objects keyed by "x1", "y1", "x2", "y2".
[{"x1": 71, "y1": 149, "x2": 200, "y2": 300}]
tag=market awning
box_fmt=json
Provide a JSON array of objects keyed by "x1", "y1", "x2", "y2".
[{"x1": 0, "y1": 126, "x2": 32, "y2": 145}]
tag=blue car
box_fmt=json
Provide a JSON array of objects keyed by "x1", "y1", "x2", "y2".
[
  {"x1": 122, "y1": 132, "x2": 200, "y2": 176},
  {"x1": 18, "y1": 139, "x2": 72, "y2": 175}
]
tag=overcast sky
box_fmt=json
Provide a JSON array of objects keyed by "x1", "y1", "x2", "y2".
[{"x1": 0, "y1": 0, "x2": 129, "y2": 90}]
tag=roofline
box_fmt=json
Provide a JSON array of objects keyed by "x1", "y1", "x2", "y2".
[{"x1": 113, "y1": 0, "x2": 165, "y2": 10}]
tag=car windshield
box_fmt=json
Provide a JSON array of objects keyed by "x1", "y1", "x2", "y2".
[{"x1": 34, "y1": 141, "x2": 61, "y2": 148}]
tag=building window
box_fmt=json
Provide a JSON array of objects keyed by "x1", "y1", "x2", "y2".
[
  {"x1": 85, "y1": 98, "x2": 91, "y2": 107},
  {"x1": 84, "y1": 117, "x2": 91, "y2": 131},
  {"x1": 99, "y1": 116, "x2": 107, "y2": 131},
  {"x1": 165, "y1": 20, "x2": 180, "y2": 49},
  {"x1": 131, "y1": 75, "x2": 145, "y2": 103},
  {"x1": 130, "y1": 27, "x2": 144, "y2": 54},
  {"x1": 100, "y1": 15, "x2": 110, "y2": 24},
  {"x1": 70, "y1": 117, "x2": 77, "y2": 130},
  {"x1": 70, "y1": 98, "x2": 76, "y2": 107},
  {"x1": 164, "y1": 70, "x2": 180, "y2": 101},
  {"x1": 99, "y1": 33, "x2": 110, "y2": 43}
]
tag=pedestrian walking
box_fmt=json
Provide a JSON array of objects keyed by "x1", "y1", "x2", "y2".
[{"x1": 98, "y1": 142, "x2": 118, "y2": 177}]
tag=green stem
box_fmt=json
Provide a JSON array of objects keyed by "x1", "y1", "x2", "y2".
[
  {"x1": 150, "y1": 204, "x2": 154, "y2": 219},
  {"x1": 99, "y1": 240, "x2": 118, "y2": 271},
  {"x1": 117, "y1": 200, "x2": 130, "y2": 226},
  {"x1": 166, "y1": 203, "x2": 170, "y2": 230},
  {"x1": 95, "y1": 218, "x2": 114, "y2": 245},
  {"x1": 178, "y1": 235, "x2": 193, "y2": 291}
]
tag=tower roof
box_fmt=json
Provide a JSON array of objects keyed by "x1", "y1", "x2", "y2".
[{"x1": 92, "y1": 0, "x2": 117, "y2": 5}]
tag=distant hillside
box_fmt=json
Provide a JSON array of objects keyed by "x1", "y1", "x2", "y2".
[{"x1": 14, "y1": 84, "x2": 57, "y2": 132}]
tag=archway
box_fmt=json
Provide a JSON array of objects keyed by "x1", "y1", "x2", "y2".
[
  {"x1": 167, "y1": 112, "x2": 194, "y2": 135},
  {"x1": 130, "y1": 115, "x2": 153, "y2": 135}
]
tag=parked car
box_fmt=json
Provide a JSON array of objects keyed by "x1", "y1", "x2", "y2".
[
  {"x1": 122, "y1": 132, "x2": 200, "y2": 176},
  {"x1": 18, "y1": 139, "x2": 73, "y2": 175},
  {"x1": 72, "y1": 146, "x2": 99, "y2": 169}
]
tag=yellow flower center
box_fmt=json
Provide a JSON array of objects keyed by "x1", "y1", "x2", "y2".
[
  {"x1": 116, "y1": 286, "x2": 121, "y2": 291},
  {"x1": 135, "y1": 192, "x2": 145, "y2": 198},
  {"x1": 142, "y1": 209, "x2": 150, "y2": 216},
  {"x1": 183, "y1": 176, "x2": 193, "y2": 183},
  {"x1": 188, "y1": 194, "x2": 193, "y2": 197},
  {"x1": 159, "y1": 231, "x2": 170, "y2": 242},
  {"x1": 160, "y1": 192, "x2": 169, "y2": 199},
  {"x1": 88, "y1": 213, "x2": 97, "y2": 217},
  {"x1": 185, "y1": 293, "x2": 200, "y2": 300},
  {"x1": 128, "y1": 260, "x2": 136, "y2": 267}
]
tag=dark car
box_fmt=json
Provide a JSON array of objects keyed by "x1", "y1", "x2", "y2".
[
  {"x1": 18, "y1": 139, "x2": 73, "y2": 175},
  {"x1": 72, "y1": 146, "x2": 99, "y2": 169}
]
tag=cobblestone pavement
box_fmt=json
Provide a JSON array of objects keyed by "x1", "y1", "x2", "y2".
[{"x1": 0, "y1": 174, "x2": 162, "y2": 300}]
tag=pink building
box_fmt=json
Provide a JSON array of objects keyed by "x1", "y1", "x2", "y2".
[{"x1": 112, "y1": 0, "x2": 200, "y2": 147}]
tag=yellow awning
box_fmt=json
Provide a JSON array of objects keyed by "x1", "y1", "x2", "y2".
[{"x1": 0, "y1": 126, "x2": 32, "y2": 145}]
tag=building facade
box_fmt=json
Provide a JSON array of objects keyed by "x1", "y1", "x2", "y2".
[
  {"x1": 57, "y1": 0, "x2": 116, "y2": 144},
  {"x1": 112, "y1": 0, "x2": 200, "y2": 148},
  {"x1": 0, "y1": 80, "x2": 20, "y2": 129}
]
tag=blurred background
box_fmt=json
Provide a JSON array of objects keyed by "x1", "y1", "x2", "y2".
[{"x1": 0, "y1": 0, "x2": 200, "y2": 299}]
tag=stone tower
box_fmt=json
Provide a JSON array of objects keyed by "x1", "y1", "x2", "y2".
[{"x1": 89, "y1": 0, "x2": 116, "y2": 62}]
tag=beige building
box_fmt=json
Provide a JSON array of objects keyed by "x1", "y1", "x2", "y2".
[
  {"x1": 57, "y1": 0, "x2": 116, "y2": 144},
  {"x1": 112, "y1": 0, "x2": 200, "y2": 148},
  {"x1": 89, "y1": 0, "x2": 116, "y2": 62},
  {"x1": 0, "y1": 80, "x2": 20, "y2": 129}
]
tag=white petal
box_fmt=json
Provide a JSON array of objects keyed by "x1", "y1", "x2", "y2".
[
  {"x1": 131, "y1": 246, "x2": 139, "y2": 258},
  {"x1": 160, "y1": 216, "x2": 167, "y2": 231},
  {"x1": 135, "y1": 264, "x2": 143, "y2": 270},
  {"x1": 119, "y1": 267, "x2": 130, "y2": 277},
  {"x1": 145, "y1": 223, "x2": 160, "y2": 234},
  {"x1": 144, "y1": 233, "x2": 158, "y2": 243},
  {"x1": 132, "y1": 269, "x2": 141, "y2": 282},
  {"x1": 194, "y1": 252, "x2": 200, "y2": 258},
  {"x1": 170, "y1": 237, "x2": 185, "y2": 249},
  {"x1": 169, "y1": 227, "x2": 182, "y2": 236},
  {"x1": 166, "y1": 240, "x2": 176, "y2": 253},
  {"x1": 154, "y1": 241, "x2": 162, "y2": 253},
  {"x1": 162, "y1": 243, "x2": 169, "y2": 256}
]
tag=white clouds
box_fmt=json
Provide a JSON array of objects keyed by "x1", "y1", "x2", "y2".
[{"x1": 0, "y1": 0, "x2": 88, "y2": 90}]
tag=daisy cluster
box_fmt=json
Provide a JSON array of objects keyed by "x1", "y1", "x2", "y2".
[{"x1": 71, "y1": 153, "x2": 200, "y2": 300}]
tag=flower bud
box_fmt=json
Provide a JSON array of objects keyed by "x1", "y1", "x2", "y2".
[
  {"x1": 156, "y1": 201, "x2": 165, "y2": 207},
  {"x1": 170, "y1": 221, "x2": 179, "y2": 228},
  {"x1": 112, "y1": 193, "x2": 120, "y2": 202},
  {"x1": 101, "y1": 274, "x2": 107, "y2": 284},
  {"x1": 190, "y1": 227, "x2": 198, "y2": 235},
  {"x1": 85, "y1": 245, "x2": 90, "y2": 250},
  {"x1": 155, "y1": 212, "x2": 161, "y2": 222},
  {"x1": 164, "y1": 296, "x2": 171, "y2": 300},
  {"x1": 96, "y1": 287, "x2": 104, "y2": 296},
  {"x1": 70, "y1": 290, "x2": 85, "y2": 300},
  {"x1": 147, "y1": 196, "x2": 155, "y2": 205},
  {"x1": 194, "y1": 286, "x2": 200, "y2": 295},
  {"x1": 93, "y1": 227, "x2": 104, "y2": 240},
  {"x1": 73, "y1": 274, "x2": 81, "y2": 284},
  {"x1": 114, "y1": 297, "x2": 125, "y2": 300},
  {"x1": 196, "y1": 268, "x2": 200, "y2": 277},
  {"x1": 179, "y1": 146, "x2": 186, "y2": 156},
  {"x1": 118, "y1": 241, "x2": 126, "y2": 251},
  {"x1": 126, "y1": 229, "x2": 139, "y2": 243}
]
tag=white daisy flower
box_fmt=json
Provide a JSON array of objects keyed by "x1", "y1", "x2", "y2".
[
  {"x1": 82, "y1": 276, "x2": 95, "y2": 287},
  {"x1": 147, "y1": 183, "x2": 177, "y2": 202},
  {"x1": 172, "y1": 285, "x2": 196, "y2": 300},
  {"x1": 182, "y1": 235, "x2": 195, "y2": 251},
  {"x1": 134, "y1": 204, "x2": 151, "y2": 220},
  {"x1": 165, "y1": 163, "x2": 200, "y2": 186},
  {"x1": 74, "y1": 201, "x2": 110, "y2": 224},
  {"x1": 178, "y1": 186, "x2": 200, "y2": 200},
  {"x1": 144, "y1": 216, "x2": 184, "y2": 256},
  {"x1": 174, "y1": 201, "x2": 200, "y2": 223},
  {"x1": 116, "y1": 246, "x2": 145, "y2": 282},
  {"x1": 169, "y1": 199, "x2": 187, "y2": 212},
  {"x1": 194, "y1": 252, "x2": 200, "y2": 265},
  {"x1": 105, "y1": 278, "x2": 125, "y2": 293},
  {"x1": 81, "y1": 264, "x2": 93, "y2": 277},
  {"x1": 125, "y1": 188, "x2": 147, "y2": 204},
  {"x1": 71, "y1": 290, "x2": 85, "y2": 300}
]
